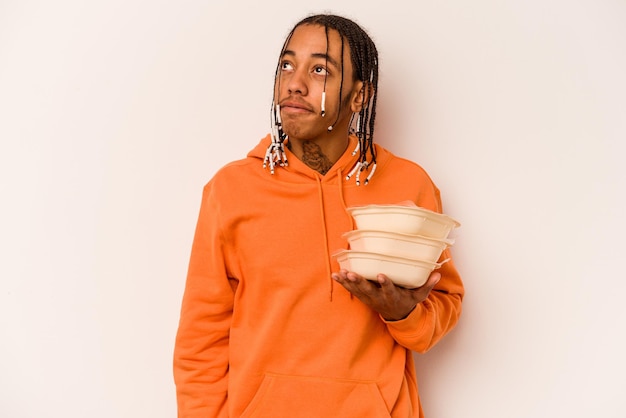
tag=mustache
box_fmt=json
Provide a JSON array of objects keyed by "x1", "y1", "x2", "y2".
[{"x1": 278, "y1": 97, "x2": 315, "y2": 112}]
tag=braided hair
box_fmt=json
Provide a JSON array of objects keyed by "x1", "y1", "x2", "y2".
[{"x1": 265, "y1": 14, "x2": 380, "y2": 184}]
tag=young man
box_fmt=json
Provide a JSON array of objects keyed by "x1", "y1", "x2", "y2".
[{"x1": 174, "y1": 14, "x2": 464, "y2": 418}]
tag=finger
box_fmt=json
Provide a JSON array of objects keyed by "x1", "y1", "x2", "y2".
[
  {"x1": 346, "y1": 271, "x2": 359, "y2": 283},
  {"x1": 420, "y1": 271, "x2": 441, "y2": 292},
  {"x1": 345, "y1": 272, "x2": 378, "y2": 294},
  {"x1": 332, "y1": 271, "x2": 362, "y2": 291},
  {"x1": 376, "y1": 274, "x2": 398, "y2": 294}
]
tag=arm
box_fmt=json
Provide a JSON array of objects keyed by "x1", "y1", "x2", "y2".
[
  {"x1": 383, "y1": 251, "x2": 463, "y2": 353},
  {"x1": 385, "y1": 176, "x2": 464, "y2": 352},
  {"x1": 331, "y1": 248, "x2": 463, "y2": 353},
  {"x1": 333, "y1": 176, "x2": 464, "y2": 352},
  {"x1": 173, "y1": 183, "x2": 234, "y2": 417}
]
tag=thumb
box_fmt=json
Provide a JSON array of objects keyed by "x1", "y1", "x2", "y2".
[{"x1": 425, "y1": 271, "x2": 441, "y2": 289}]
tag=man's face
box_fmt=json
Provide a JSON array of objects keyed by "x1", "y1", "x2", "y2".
[{"x1": 276, "y1": 24, "x2": 362, "y2": 142}]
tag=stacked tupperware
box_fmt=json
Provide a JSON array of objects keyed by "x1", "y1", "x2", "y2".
[{"x1": 333, "y1": 202, "x2": 460, "y2": 288}]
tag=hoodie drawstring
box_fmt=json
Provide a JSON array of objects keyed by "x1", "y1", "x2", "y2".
[
  {"x1": 314, "y1": 175, "x2": 335, "y2": 301},
  {"x1": 336, "y1": 168, "x2": 356, "y2": 301},
  {"x1": 336, "y1": 167, "x2": 355, "y2": 230}
]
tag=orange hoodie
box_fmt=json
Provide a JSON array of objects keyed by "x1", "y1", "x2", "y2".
[{"x1": 174, "y1": 134, "x2": 464, "y2": 418}]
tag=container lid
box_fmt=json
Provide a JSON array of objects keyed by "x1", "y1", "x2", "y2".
[
  {"x1": 342, "y1": 229, "x2": 455, "y2": 246},
  {"x1": 332, "y1": 249, "x2": 449, "y2": 268},
  {"x1": 346, "y1": 204, "x2": 461, "y2": 228}
]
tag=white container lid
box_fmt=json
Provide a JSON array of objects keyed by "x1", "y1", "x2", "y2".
[
  {"x1": 332, "y1": 249, "x2": 449, "y2": 289},
  {"x1": 343, "y1": 229, "x2": 455, "y2": 246},
  {"x1": 347, "y1": 204, "x2": 460, "y2": 239}
]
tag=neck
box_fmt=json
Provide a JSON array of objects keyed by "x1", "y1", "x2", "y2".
[{"x1": 287, "y1": 135, "x2": 349, "y2": 175}]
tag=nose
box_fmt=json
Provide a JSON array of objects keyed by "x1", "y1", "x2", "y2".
[{"x1": 286, "y1": 68, "x2": 308, "y2": 95}]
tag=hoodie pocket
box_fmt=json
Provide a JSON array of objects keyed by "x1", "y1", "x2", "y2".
[{"x1": 240, "y1": 373, "x2": 392, "y2": 418}]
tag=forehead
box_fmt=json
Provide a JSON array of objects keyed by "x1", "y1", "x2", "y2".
[{"x1": 284, "y1": 24, "x2": 352, "y2": 69}]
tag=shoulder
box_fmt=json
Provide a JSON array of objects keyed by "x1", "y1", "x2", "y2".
[
  {"x1": 374, "y1": 144, "x2": 437, "y2": 186},
  {"x1": 202, "y1": 157, "x2": 258, "y2": 194},
  {"x1": 202, "y1": 135, "x2": 271, "y2": 192},
  {"x1": 368, "y1": 143, "x2": 443, "y2": 211}
]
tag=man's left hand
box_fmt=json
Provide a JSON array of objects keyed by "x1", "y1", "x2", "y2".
[{"x1": 331, "y1": 270, "x2": 441, "y2": 321}]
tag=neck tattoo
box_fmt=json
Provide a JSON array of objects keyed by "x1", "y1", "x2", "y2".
[{"x1": 301, "y1": 141, "x2": 333, "y2": 175}]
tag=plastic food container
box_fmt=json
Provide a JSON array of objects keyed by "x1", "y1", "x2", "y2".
[
  {"x1": 333, "y1": 250, "x2": 449, "y2": 289},
  {"x1": 347, "y1": 204, "x2": 460, "y2": 239},
  {"x1": 343, "y1": 229, "x2": 453, "y2": 262}
]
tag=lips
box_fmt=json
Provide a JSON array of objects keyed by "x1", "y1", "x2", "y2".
[{"x1": 280, "y1": 99, "x2": 314, "y2": 113}]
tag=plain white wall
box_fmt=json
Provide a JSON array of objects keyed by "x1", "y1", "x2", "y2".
[{"x1": 1, "y1": 0, "x2": 624, "y2": 417}]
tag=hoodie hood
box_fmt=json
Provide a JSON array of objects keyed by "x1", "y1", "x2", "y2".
[{"x1": 247, "y1": 134, "x2": 362, "y2": 184}]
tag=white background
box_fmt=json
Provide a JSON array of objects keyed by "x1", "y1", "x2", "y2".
[{"x1": 1, "y1": 1, "x2": 625, "y2": 417}]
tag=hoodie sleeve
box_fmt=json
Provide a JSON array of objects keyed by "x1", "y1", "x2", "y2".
[
  {"x1": 173, "y1": 181, "x2": 233, "y2": 418},
  {"x1": 382, "y1": 250, "x2": 464, "y2": 353},
  {"x1": 383, "y1": 178, "x2": 465, "y2": 353}
]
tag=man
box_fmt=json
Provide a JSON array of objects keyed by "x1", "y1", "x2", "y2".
[{"x1": 174, "y1": 14, "x2": 464, "y2": 418}]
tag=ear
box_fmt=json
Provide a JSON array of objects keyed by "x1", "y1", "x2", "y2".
[{"x1": 349, "y1": 81, "x2": 374, "y2": 113}]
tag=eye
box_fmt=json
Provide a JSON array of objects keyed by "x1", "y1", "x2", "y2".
[
  {"x1": 280, "y1": 61, "x2": 294, "y2": 71},
  {"x1": 313, "y1": 66, "x2": 328, "y2": 76}
]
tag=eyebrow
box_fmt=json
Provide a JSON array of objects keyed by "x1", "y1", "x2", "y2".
[{"x1": 282, "y1": 49, "x2": 340, "y2": 69}]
